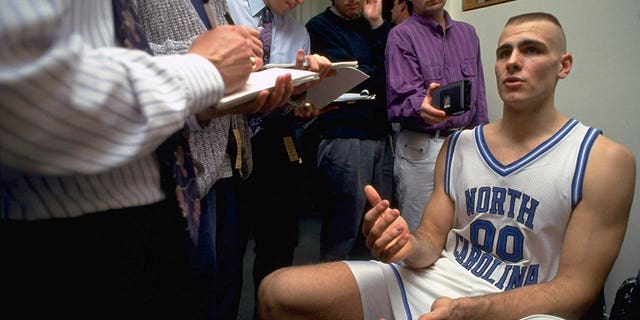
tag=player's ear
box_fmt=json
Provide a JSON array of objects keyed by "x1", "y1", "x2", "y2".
[{"x1": 558, "y1": 53, "x2": 572, "y2": 79}]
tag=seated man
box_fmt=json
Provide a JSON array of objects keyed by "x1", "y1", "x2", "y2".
[{"x1": 256, "y1": 12, "x2": 636, "y2": 320}]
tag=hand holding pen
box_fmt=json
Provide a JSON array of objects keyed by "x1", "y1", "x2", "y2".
[{"x1": 224, "y1": 11, "x2": 264, "y2": 71}]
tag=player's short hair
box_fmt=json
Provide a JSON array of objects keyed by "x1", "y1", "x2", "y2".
[
  {"x1": 505, "y1": 12, "x2": 562, "y2": 29},
  {"x1": 505, "y1": 12, "x2": 566, "y2": 52}
]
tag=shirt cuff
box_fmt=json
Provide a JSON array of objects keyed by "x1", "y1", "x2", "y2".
[
  {"x1": 186, "y1": 114, "x2": 204, "y2": 131},
  {"x1": 154, "y1": 53, "x2": 225, "y2": 115}
]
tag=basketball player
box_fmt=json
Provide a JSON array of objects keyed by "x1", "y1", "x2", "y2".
[{"x1": 256, "y1": 12, "x2": 636, "y2": 320}]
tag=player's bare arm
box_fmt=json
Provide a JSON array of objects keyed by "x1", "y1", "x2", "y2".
[{"x1": 404, "y1": 137, "x2": 455, "y2": 269}]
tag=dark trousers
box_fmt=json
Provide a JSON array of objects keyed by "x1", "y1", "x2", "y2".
[
  {"x1": 0, "y1": 200, "x2": 201, "y2": 320},
  {"x1": 237, "y1": 127, "x2": 306, "y2": 313},
  {"x1": 195, "y1": 182, "x2": 219, "y2": 320},
  {"x1": 213, "y1": 177, "x2": 243, "y2": 320}
]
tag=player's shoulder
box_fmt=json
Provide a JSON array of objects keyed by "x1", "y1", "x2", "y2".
[{"x1": 590, "y1": 133, "x2": 636, "y2": 173}]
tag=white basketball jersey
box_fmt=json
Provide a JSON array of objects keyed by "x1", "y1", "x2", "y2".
[{"x1": 442, "y1": 119, "x2": 601, "y2": 291}]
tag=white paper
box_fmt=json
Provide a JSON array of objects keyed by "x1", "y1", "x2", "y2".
[
  {"x1": 306, "y1": 63, "x2": 369, "y2": 108},
  {"x1": 216, "y1": 67, "x2": 319, "y2": 110}
]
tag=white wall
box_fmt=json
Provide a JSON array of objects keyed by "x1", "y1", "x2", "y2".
[
  {"x1": 292, "y1": 0, "x2": 330, "y2": 24},
  {"x1": 293, "y1": 0, "x2": 640, "y2": 314},
  {"x1": 446, "y1": 0, "x2": 640, "y2": 313}
]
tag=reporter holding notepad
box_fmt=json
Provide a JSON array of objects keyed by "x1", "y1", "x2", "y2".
[{"x1": 225, "y1": 0, "x2": 333, "y2": 318}]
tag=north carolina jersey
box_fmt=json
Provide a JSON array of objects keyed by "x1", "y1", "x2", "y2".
[{"x1": 442, "y1": 119, "x2": 601, "y2": 290}]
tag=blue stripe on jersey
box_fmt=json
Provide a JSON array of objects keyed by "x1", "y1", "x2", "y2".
[
  {"x1": 444, "y1": 131, "x2": 462, "y2": 196},
  {"x1": 571, "y1": 127, "x2": 601, "y2": 208},
  {"x1": 476, "y1": 119, "x2": 580, "y2": 176},
  {"x1": 389, "y1": 264, "x2": 413, "y2": 320}
]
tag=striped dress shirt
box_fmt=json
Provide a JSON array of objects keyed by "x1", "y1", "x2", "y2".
[{"x1": 0, "y1": 0, "x2": 226, "y2": 220}]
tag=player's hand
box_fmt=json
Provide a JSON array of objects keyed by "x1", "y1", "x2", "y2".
[
  {"x1": 417, "y1": 297, "x2": 454, "y2": 320},
  {"x1": 362, "y1": 185, "x2": 411, "y2": 262}
]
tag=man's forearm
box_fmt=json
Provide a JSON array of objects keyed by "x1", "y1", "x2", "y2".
[{"x1": 440, "y1": 279, "x2": 594, "y2": 320}]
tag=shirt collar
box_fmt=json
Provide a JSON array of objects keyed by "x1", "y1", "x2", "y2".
[
  {"x1": 330, "y1": 5, "x2": 362, "y2": 21},
  {"x1": 248, "y1": 0, "x2": 267, "y2": 17},
  {"x1": 413, "y1": 10, "x2": 454, "y2": 33}
]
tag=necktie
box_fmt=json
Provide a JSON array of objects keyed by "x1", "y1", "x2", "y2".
[
  {"x1": 258, "y1": 7, "x2": 272, "y2": 64},
  {"x1": 112, "y1": 0, "x2": 200, "y2": 245},
  {"x1": 190, "y1": 0, "x2": 213, "y2": 30},
  {"x1": 248, "y1": 7, "x2": 274, "y2": 136}
]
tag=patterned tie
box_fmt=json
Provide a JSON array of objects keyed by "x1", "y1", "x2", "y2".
[
  {"x1": 258, "y1": 7, "x2": 272, "y2": 64},
  {"x1": 248, "y1": 7, "x2": 274, "y2": 136},
  {"x1": 112, "y1": 0, "x2": 200, "y2": 245}
]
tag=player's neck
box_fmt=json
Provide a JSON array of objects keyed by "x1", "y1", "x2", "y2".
[
  {"x1": 483, "y1": 111, "x2": 567, "y2": 165},
  {"x1": 499, "y1": 107, "x2": 567, "y2": 142}
]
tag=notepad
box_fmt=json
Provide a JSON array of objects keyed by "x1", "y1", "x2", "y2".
[
  {"x1": 306, "y1": 62, "x2": 369, "y2": 108},
  {"x1": 259, "y1": 61, "x2": 369, "y2": 108},
  {"x1": 216, "y1": 67, "x2": 319, "y2": 110}
]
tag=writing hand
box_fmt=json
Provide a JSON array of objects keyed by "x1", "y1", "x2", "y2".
[
  {"x1": 236, "y1": 25, "x2": 264, "y2": 62},
  {"x1": 189, "y1": 26, "x2": 260, "y2": 94}
]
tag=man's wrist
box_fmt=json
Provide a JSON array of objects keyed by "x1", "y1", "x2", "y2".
[{"x1": 370, "y1": 17, "x2": 384, "y2": 29}]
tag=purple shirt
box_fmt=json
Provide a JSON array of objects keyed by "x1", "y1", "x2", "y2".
[{"x1": 386, "y1": 11, "x2": 488, "y2": 133}]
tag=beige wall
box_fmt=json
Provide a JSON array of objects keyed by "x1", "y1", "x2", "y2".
[{"x1": 293, "y1": 0, "x2": 640, "y2": 314}]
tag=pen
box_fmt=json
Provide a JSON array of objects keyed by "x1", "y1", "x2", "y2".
[{"x1": 223, "y1": 12, "x2": 234, "y2": 25}]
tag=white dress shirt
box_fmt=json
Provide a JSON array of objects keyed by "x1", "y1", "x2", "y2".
[
  {"x1": 0, "y1": 0, "x2": 225, "y2": 220},
  {"x1": 227, "y1": 0, "x2": 310, "y2": 63}
]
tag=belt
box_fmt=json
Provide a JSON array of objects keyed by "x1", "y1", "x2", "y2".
[
  {"x1": 424, "y1": 129, "x2": 458, "y2": 138},
  {"x1": 402, "y1": 128, "x2": 460, "y2": 138}
]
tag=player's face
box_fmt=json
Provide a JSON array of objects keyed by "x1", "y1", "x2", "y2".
[
  {"x1": 333, "y1": 0, "x2": 363, "y2": 20},
  {"x1": 495, "y1": 20, "x2": 571, "y2": 108},
  {"x1": 410, "y1": 0, "x2": 445, "y2": 18},
  {"x1": 266, "y1": 0, "x2": 305, "y2": 15}
]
